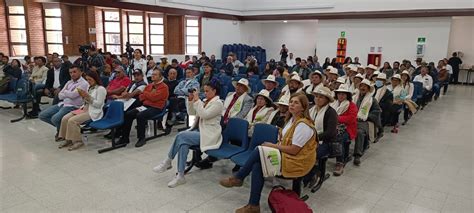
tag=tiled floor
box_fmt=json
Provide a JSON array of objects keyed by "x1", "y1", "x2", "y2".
[{"x1": 0, "y1": 85, "x2": 472, "y2": 213}]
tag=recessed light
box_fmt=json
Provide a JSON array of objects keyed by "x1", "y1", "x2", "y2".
[{"x1": 283, "y1": 20, "x2": 288, "y2": 23}]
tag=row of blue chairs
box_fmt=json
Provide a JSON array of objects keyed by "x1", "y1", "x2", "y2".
[
  {"x1": 222, "y1": 44, "x2": 267, "y2": 64},
  {"x1": 0, "y1": 75, "x2": 34, "y2": 123}
]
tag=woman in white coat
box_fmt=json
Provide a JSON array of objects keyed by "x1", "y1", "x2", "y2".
[
  {"x1": 153, "y1": 79, "x2": 224, "y2": 188},
  {"x1": 246, "y1": 89, "x2": 274, "y2": 135},
  {"x1": 58, "y1": 71, "x2": 106, "y2": 151}
]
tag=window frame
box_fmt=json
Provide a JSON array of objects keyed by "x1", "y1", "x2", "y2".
[
  {"x1": 102, "y1": 10, "x2": 122, "y2": 55},
  {"x1": 6, "y1": 5, "x2": 29, "y2": 56},
  {"x1": 185, "y1": 16, "x2": 200, "y2": 55},
  {"x1": 148, "y1": 13, "x2": 164, "y2": 55},
  {"x1": 43, "y1": 6, "x2": 64, "y2": 55},
  {"x1": 126, "y1": 11, "x2": 145, "y2": 54}
]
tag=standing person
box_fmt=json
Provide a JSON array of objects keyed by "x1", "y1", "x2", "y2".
[
  {"x1": 153, "y1": 80, "x2": 223, "y2": 188},
  {"x1": 219, "y1": 93, "x2": 317, "y2": 213},
  {"x1": 39, "y1": 66, "x2": 89, "y2": 141},
  {"x1": 87, "y1": 45, "x2": 105, "y2": 74},
  {"x1": 57, "y1": 71, "x2": 106, "y2": 150},
  {"x1": 132, "y1": 49, "x2": 147, "y2": 83},
  {"x1": 448, "y1": 52, "x2": 463, "y2": 84},
  {"x1": 437, "y1": 60, "x2": 449, "y2": 95},
  {"x1": 117, "y1": 69, "x2": 169, "y2": 147},
  {"x1": 443, "y1": 58, "x2": 453, "y2": 85},
  {"x1": 280, "y1": 44, "x2": 289, "y2": 63},
  {"x1": 287, "y1": 53, "x2": 295, "y2": 67},
  {"x1": 331, "y1": 85, "x2": 358, "y2": 176}
]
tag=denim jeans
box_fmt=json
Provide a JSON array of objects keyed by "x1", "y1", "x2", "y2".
[
  {"x1": 167, "y1": 130, "x2": 200, "y2": 173},
  {"x1": 39, "y1": 104, "x2": 77, "y2": 132},
  {"x1": 235, "y1": 148, "x2": 265, "y2": 206},
  {"x1": 336, "y1": 131, "x2": 350, "y2": 163}
]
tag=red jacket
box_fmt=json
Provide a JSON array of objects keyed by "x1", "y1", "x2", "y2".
[
  {"x1": 338, "y1": 102, "x2": 358, "y2": 140},
  {"x1": 139, "y1": 81, "x2": 169, "y2": 109}
]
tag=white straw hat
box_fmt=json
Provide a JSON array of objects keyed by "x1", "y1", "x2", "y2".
[
  {"x1": 313, "y1": 86, "x2": 335, "y2": 102},
  {"x1": 232, "y1": 78, "x2": 251, "y2": 92}
]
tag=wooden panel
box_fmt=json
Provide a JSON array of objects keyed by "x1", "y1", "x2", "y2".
[{"x1": 165, "y1": 14, "x2": 183, "y2": 54}]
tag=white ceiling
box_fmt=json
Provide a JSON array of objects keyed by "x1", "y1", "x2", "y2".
[{"x1": 119, "y1": 0, "x2": 474, "y2": 16}]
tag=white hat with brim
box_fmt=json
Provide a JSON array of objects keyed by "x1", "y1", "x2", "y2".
[
  {"x1": 334, "y1": 84, "x2": 352, "y2": 96},
  {"x1": 329, "y1": 68, "x2": 339, "y2": 76},
  {"x1": 376, "y1": 73, "x2": 387, "y2": 81},
  {"x1": 287, "y1": 74, "x2": 304, "y2": 88},
  {"x1": 349, "y1": 65, "x2": 358, "y2": 72},
  {"x1": 313, "y1": 86, "x2": 335, "y2": 103},
  {"x1": 391, "y1": 74, "x2": 402, "y2": 81},
  {"x1": 255, "y1": 89, "x2": 273, "y2": 104},
  {"x1": 325, "y1": 65, "x2": 334, "y2": 70},
  {"x1": 310, "y1": 70, "x2": 324, "y2": 78},
  {"x1": 232, "y1": 78, "x2": 251, "y2": 92},
  {"x1": 354, "y1": 73, "x2": 364, "y2": 80},
  {"x1": 358, "y1": 65, "x2": 366, "y2": 70},
  {"x1": 367, "y1": 64, "x2": 378, "y2": 70},
  {"x1": 261, "y1": 74, "x2": 279, "y2": 87},
  {"x1": 336, "y1": 77, "x2": 346, "y2": 84},
  {"x1": 275, "y1": 94, "x2": 290, "y2": 106},
  {"x1": 401, "y1": 70, "x2": 411, "y2": 78},
  {"x1": 359, "y1": 79, "x2": 375, "y2": 92}
]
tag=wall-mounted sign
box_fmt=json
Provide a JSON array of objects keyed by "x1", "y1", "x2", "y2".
[
  {"x1": 340, "y1": 31, "x2": 346, "y2": 38},
  {"x1": 417, "y1": 37, "x2": 426, "y2": 43}
]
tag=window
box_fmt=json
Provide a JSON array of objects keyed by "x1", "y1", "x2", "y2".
[
  {"x1": 103, "y1": 10, "x2": 121, "y2": 54},
  {"x1": 7, "y1": 6, "x2": 28, "y2": 56},
  {"x1": 127, "y1": 13, "x2": 144, "y2": 53},
  {"x1": 44, "y1": 7, "x2": 63, "y2": 55},
  {"x1": 149, "y1": 14, "x2": 164, "y2": 55},
  {"x1": 185, "y1": 17, "x2": 200, "y2": 55}
]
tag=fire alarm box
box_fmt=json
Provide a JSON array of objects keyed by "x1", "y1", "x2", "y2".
[{"x1": 367, "y1": 54, "x2": 382, "y2": 67}]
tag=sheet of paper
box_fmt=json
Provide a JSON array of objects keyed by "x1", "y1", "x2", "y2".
[{"x1": 117, "y1": 98, "x2": 137, "y2": 111}]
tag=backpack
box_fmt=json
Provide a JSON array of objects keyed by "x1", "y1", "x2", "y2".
[{"x1": 268, "y1": 186, "x2": 313, "y2": 213}]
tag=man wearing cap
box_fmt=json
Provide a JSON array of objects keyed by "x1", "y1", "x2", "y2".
[
  {"x1": 262, "y1": 75, "x2": 281, "y2": 102},
  {"x1": 159, "y1": 57, "x2": 170, "y2": 71},
  {"x1": 267, "y1": 94, "x2": 290, "y2": 128},
  {"x1": 352, "y1": 79, "x2": 381, "y2": 166},
  {"x1": 106, "y1": 66, "x2": 132, "y2": 100},
  {"x1": 87, "y1": 45, "x2": 105, "y2": 74},
  {"x1": 165, "y1": 59, "x2": 184, "y2": 80},
  {"x1": 413, "y1": 66, "x2": 433, "y2": 109},
  {"x1": 222, "y1": 78, "x2": 253, "y2": 125},
  {"x1": 374, "y1": 73, "x2": 393, "y2": 140}
]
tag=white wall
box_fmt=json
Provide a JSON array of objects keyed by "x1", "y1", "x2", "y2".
[
  {"x1": 448, "y1": 16, "x2": 474, "y2": 68},
  {"x1": 201, "y1": 18, "x2": 242, "y2": 59},
  {"x1": 316, "y1": 17, "x2": 452, "y2": 66}
]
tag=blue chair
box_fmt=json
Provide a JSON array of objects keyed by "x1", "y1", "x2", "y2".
[
  {"x1": 276, "y1": 77, "x2": 286, "y2": 89},
  {"x1": 145, "y1": 101, "x2": 171, "y2": 142},
  {"x1": 88, "y1": 101, "x2": 125, "y2": 154},
  {"x1": 206, "y1": 118, "x2": 249, "y2": 159},
  {"x1": 238, "y1": 67, "x2": 247, "y2": 75},
  {"x1": 0, "y1": 78, "x2": 34, "y2": 123},
  {"x1": 230, "y1": 124, "x2": 278, "y2": 166},
  {"x1": 412, "y1": 81, "x2": 423, "y2": 102}
]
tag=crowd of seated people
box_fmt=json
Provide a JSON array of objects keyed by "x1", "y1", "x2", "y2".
[{"x1": 0, "y1": 48, "x2": 457, "y2": 212}]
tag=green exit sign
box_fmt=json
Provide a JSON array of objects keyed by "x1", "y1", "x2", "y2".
[
  {"x1": 341, "y1": 31, "x2": 346, "y2": 38},
  {"x1": 418, "y1": 37, "x2": 426, "y2": 43}
]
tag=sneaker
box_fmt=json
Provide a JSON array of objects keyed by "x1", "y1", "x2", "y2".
[
  {"x1": 153, "y1": 161, "x2": 172, "y2": 173},
  {"x1": 219, "y1": 176, "x2": 243, "y2": 188},
  {"x1": 58, "y1": 140, "x2": 73, "y2": 149},
  {"x1": 235, "y1": 205, "x2": 260, "y2": 213},
  {"x1": 353, "y1": 156, "x2": 361, "y2": 166},
  {"x1": 333, "y1": 163, "x2": 344, "y2": 176},
  {"x1": 167, "y1": 176, "x2": 186, "y2": 188},
  {"x1": 135, "y1": 139, "x2": 146, "y2": 148}
]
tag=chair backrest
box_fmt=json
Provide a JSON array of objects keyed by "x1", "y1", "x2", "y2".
[
  {"x1": 413, "y1": 81, "x2": 423, "y2": 99},
  {"x1": 248, "y1": 123, "x2": 279, "y2": 151},
  {"x1": 104, "y1": 101, "x2": 124, "y2": 122},
  {"x1": 15, "y1": 78, "x2": 33, "y2": 102},
  {"x1": 223, "y1": 118, "x2": 249, "y2": 149}
]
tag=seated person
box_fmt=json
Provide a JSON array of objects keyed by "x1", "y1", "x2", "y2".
[
  {"x1": 246, "y1": 89, "x2": 274, "y2": 135},
  {"x1": 153, "y1": 80, "x2": 224, "y2": 188},
  {"x1": 57, "y1": 71, "x2": 106, "y2": 150},
  {"x1": 179, "y1": 55, "x2": 193, "y2": 69},
  {"x1": 306, "y1": 86, "x2": 338, "y2": 184},
  {"x1": 165, "y1": 68, "x2": 181, "y2": 125},
  {"x1": 280, "y1": 74, "x2": 304, "y2": 97},
  {"x1": 222, "y1": 78, "x2": 253, "y2": 125},
  {"x1": 39, "y1": 65, "x2": 89, "y2": 141},
  {"x1": 400, "y1": 70, "x2": 415, "y2": 125},
  {"x1": 196, "y1": 63, "x2": 215, "y2": 99},
  {"x1": 106, "y1": 66, "x2": 132, "y2": 99},
  {"x1": 219, "y1": 93, "x2": 317, "y2": 213},
  {"x1": 165, "y1": 59, "x2": 184, "y2": 80},
  {"x1": 146, "y1": 59, "x2": 156, "y2": 83},
  {"x1": 267, "y1": 94, "x2": 290, "y2": 128},
  {"x1": 1, "y1": 59, "x2": 22, "y2": 94},
  {"x1": 261, "y1": 75, "x2": 281, "y2": 102},
  {"x1": 413, "y1": 66, "x2": 433, "y2": 109},
  {"x1": 172, "y1": 68, "x2": 200, "y2": 117},
  {"x1": 303, "y1": 71, "x2": 324, "y2": 104},
  {"x1": 111, "y1": 70, "x2": 147, "y2": 110},
  {"x1": 330, "y1": 85, "x2": 358, "y2": 176},
  {"x1": 350, "y1": 73, "x2": 364, "y2": 95},
  {"x1": 352, "y1": 79, "x2": 381, "y2": 166},
  {"x1": 29, "y1": 56, "x2": 49, "y2": 97},
  {"x1": 159, "y1": 57, "x2": 170, "y2": 71},
  {"x1": 117, "y1": 69, "x2": 169, "y2": 148},
  {"x1": 330, "y1": 77, "x2": 346, "y2": 91},
  {"x1": 373, "y1": 73, "x2": 393, "y2": 141},
  {"x1": 220, "y1": 56, "x2": 234, "y2": 76},
  {"x1": 388, "y1": 74, "x2": 405, "y2": 133},
  {"x1": 29, "y1": 57, "x2": 70, "y2": 117},
  {"x1": 292, "y1": 59, "x2": 312, "y2": 79}
]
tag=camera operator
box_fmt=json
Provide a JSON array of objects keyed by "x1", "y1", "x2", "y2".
[{"x1": 87, "y1": 45, "x2": 105, "y2": 74}]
